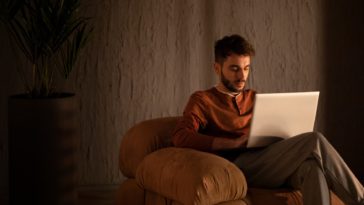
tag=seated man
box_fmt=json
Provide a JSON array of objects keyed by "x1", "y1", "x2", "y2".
[{"x1": 172, "y1": 34, "x2": 364, "y2": 205}]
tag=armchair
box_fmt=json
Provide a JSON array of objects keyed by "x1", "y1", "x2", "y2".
[{"x1": 116, "y1": 117, "x2": 345, "y2": 205}]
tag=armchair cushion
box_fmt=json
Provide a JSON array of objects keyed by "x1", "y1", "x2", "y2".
[
  {"x1": 119, "y1": 117, "x2": 179, "y2": 178},
  {"x1": 136, "y1": 147, "x2": 247, "y2": 205}
]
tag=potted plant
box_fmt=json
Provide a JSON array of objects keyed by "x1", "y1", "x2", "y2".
[{"x1": 0, "y1": 0, "x2": 92, "y2": 204}]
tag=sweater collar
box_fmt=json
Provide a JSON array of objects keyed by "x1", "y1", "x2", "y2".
[{"x1": 214, "y1": 83, "x2": 242, "y2": 97}]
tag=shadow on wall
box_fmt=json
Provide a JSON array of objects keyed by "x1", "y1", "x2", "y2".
[
  {"x1": 324, "y1": 0, "x2": 364, "y2": 183},
  {"x1": 0, "y1": 23, "x2": 22, "y2": 193}
]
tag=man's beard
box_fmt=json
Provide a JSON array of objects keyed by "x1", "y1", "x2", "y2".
[{"x1": 221, "y1": 72, "x2": 245, "y2": 93}]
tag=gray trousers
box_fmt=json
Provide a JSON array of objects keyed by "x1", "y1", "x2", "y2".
[{"x1": 233, "y1": 132, "x2": 364, "y2": 205}]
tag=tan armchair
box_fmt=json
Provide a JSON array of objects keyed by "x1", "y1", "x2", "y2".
[{"x1": 116, "y1": 117, "x2": 345, "y2": 205}]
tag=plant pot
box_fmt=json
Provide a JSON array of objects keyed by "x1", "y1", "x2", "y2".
[{"x1": 8, "y1": 93, "x2": 80, "y2": 205}]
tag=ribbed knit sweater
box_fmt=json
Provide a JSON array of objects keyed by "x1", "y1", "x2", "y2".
[{"x1": 172, "y1": 87, "x2": 256, "y2": 159}]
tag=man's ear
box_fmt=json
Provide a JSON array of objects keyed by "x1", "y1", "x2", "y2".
[{"x1": 214, "y1": 62, "x2": 221, "y2": 75}]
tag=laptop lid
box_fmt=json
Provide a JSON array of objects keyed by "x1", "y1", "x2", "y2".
[{"x1": 246, "y1": 91, "x2": 320, "y2": 148}]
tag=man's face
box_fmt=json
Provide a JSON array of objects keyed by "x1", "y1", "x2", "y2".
[{"x1": 215, "y1": 53, "x2": 251, "y2": 92}]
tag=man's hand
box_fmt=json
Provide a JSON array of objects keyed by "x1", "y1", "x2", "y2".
[
  {"x1": 211, "y1": 135, "x2": 248, "y2": 150},
  {"x1": 234, "y1": 135, "x2": 249, "y2": 148}
]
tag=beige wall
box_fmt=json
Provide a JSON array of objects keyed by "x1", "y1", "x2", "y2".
[{"x1": 1, "y1": 0, "x2": 361, "y2": 189}]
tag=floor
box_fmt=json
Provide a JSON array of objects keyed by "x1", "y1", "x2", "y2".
[
  {"x1": 0, "y1": 185, "x2": 118, "y2": 205},
  {"x1": 78, "y1": 185, "x2": 117, "y2": 205}
]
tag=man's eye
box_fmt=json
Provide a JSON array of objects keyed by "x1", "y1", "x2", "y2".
[{"x1": 231, "y1": 67, "x2": 239, "y2": 71}]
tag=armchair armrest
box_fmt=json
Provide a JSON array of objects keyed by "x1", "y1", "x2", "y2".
[
  {"x1": 136, "y1": 147, "x2": 247, "y2": 205},
  {"x1": 119, "y1": 117, "x2": 180, "y2": 178}
]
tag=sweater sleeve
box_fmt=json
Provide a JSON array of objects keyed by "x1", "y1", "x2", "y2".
[{"x1": 171, "y1": 92, "x2": 214, "y2": 151}]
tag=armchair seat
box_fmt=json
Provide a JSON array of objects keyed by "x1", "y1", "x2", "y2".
[{"x1": 116, "y1": 117, "x2": 345, "y2": 205}]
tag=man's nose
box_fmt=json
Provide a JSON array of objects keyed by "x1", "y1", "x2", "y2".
[{"x1": 236, "y1": 68, "x2": 244, "y2": 79}]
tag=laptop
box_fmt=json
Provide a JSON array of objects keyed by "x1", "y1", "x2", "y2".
[{"x1": 246, "y1": 91, "x2": 320, "y2": 148}]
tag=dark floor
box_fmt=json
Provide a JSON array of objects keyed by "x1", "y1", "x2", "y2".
[{"x1": 0, "y1": 185, "x2": 118, "y2": 205}]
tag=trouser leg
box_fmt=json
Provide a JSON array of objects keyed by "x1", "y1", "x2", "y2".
[
  {"x1": 233, "y1": 132, "x2": 364, "y2": 204},
  {"x1": 310, "y1": 132, "x2": 364, "y2": 205},
  {"x1": 234, "y1": 132, "x2": 324, "y2": 188},
  {"x1": 290, "y1": 159, "x2": 330, "y2": 205}
]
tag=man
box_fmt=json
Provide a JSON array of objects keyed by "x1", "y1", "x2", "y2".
[{"x1": 172, "y1": 34, "x2": 364, "y2": 205}]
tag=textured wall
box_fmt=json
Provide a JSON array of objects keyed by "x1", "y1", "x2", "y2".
[
  {"x1": 70, "y1": 0, "x2": 218, "y2": 185},
  {"x1": 1, "y1": 0, "x2": 331, "y2": 188}
]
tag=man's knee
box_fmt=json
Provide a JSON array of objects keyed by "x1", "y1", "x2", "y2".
[{"x1": 305, "y1": 131, "x2": 327, "y2": 144}]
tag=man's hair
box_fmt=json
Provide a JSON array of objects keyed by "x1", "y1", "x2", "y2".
[{"x1": 214, "y1": 34, "x2": 255, "y2": 64}]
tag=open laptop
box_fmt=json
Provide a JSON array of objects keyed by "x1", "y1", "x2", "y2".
[{"x1": 246, "y1": 91, "x2": 320, "y2": 148}]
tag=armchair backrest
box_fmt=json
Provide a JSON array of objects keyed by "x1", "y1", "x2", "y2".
[{"x1": 119, "y1": 117, "x2": 180, "y2": 178}]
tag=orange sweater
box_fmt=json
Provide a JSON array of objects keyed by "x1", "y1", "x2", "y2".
[{"x1": 172, "y1": 87, "x2": 256, "y2": 157}]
